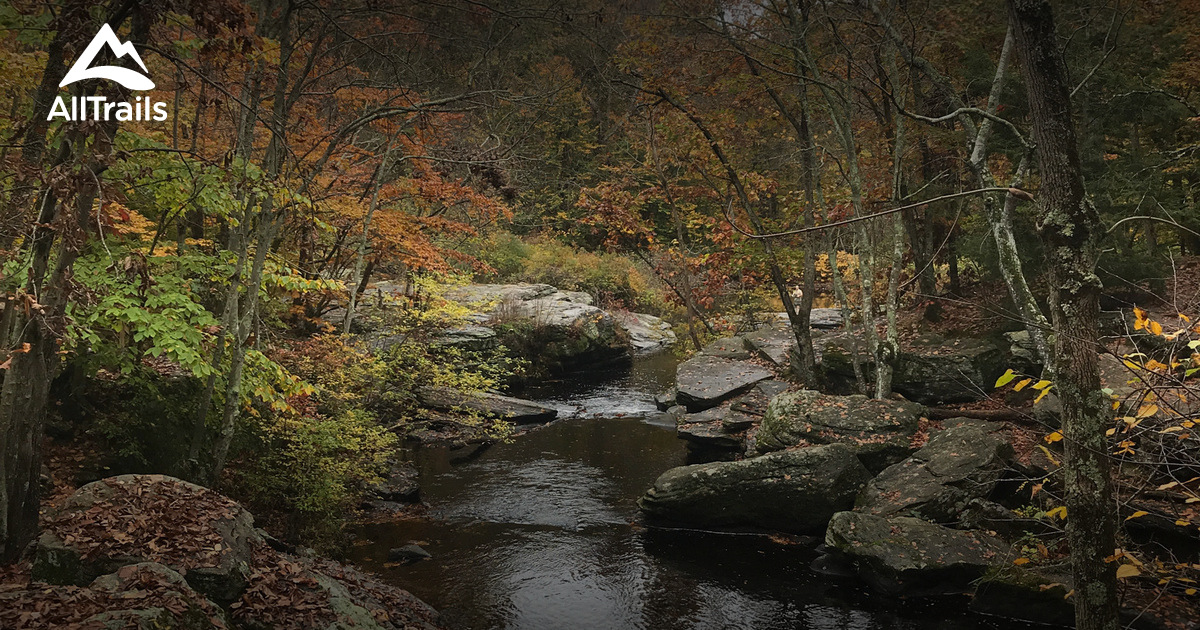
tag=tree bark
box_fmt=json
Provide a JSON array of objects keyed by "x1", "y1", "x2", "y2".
[{"x1": 1009, "y1": 2, "x2": 1118, "y2": 629}]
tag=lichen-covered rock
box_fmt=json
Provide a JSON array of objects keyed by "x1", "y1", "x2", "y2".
[
  {"x1": 856, "y1": 424, "x2": 1014, "y2": 522},
  {"x1": 675, "y1": 356, "x2": 773, "y2": 412},
  {"x1": 756, "y1": 390, "x2": 923, "y2": 472},
  {"x1": 824, "y1": 511, "x2": 1008, "y2": 596},
  {"x1": 33, "y1": 475, "x2": 259, "y2": 605},
  {"x1": 638, "y1": 444, "x2": 872, "y2": 533}
]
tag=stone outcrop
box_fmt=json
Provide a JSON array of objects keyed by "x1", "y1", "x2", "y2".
[
  {"x1": 638, "y1": 444, "x2": 872, "y2": 533},
  {"x1": 821, "y1": 333, "x2": 1005, "y2": 405}
]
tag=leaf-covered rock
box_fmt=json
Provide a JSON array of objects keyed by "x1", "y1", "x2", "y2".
[{"x1": 674, "y1": 356, "x2": 773, "y2": 412}]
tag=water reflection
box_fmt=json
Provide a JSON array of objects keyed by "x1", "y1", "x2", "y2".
[{"x1": 349, "y1": 358, "x2": 1035, "y2": 630}]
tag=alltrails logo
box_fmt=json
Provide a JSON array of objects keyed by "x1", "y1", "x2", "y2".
[{"x1": 48, "y1": 23, "x2": 168, "y2": 122}]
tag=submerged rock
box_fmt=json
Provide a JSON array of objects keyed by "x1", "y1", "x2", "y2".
[
  {"x1": 638, "y1": 444, "x2": 872, "y2": 533},
  {"x1": 856, "y1": 424, "x2": 1013, "y2": 522},
  {"x1": 388, "y1": 544, "x2": 433, "y2": 564},
  {"x1": 824, "y1": 511, "x2": 1008, "y2": 596},
  {"x1": 675, "y1": 356, "x2": 773, "y2": 412},
  {"x1": 755, "y1": 390, "x2": 923, "y2": 472},
  {"x1": 416, "y1": 386, "x2": 557, "y2": 424},
  {"x1": 369, "y1": 462, "x2": 421, "y2": 503}
]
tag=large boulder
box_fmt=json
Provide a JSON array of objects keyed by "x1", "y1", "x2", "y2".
[
  {"x1": 824, "y1": 511, "x2": 1009, "y2": 596},
  {"x1": 699, "y1": 336, "x2": 754, "y2": 360},
  {"x1": 856, "y1": 424, "x2": 1014, "y2": 522},
  {"x1": 756, "y1": 390, "x2": 924, "y2": 472},
  {"x1": 446, "y1": 283, "x2": 633, "y2": 372},
  {"x1": 820, "y1": 333, "x2": 1005, "y2": 405},
  {"x1": 743, "y1": 318, "x2": 795, "y2": 367},
  {"x1": 612, "y1": 311, "x2": 677, "y2": 355},
  {"x1": 1, "y1": 562, "x2": 229, "y2": 630},
  {"x1": 895, "y1": 334, "x2": 1006, "y2": 405},
  {"x1": 33, "y1": 475, "x2": 259, "y2": 606},
  {"x1": 416, "y1": 386, "x2": 558, "y2": 424},
  {"x1": 675, "y1": 356, "x2": 773, "y2": 412},
  {"x1": 638, "y1": 444, "x2": 872, "y2": 533}
]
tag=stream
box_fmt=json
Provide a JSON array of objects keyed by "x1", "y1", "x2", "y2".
[{"x1": 349, "y1": 355, "x2": 1039, "y2": 630}]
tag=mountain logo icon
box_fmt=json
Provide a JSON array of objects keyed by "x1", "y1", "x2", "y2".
[{"x1": 59, "y1": 23, "x2": 155, "y2": 91}]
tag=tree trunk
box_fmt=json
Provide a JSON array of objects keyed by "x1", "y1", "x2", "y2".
[{"x1": 1009, "y1": 2, "x2": 1118, "y2": 629}]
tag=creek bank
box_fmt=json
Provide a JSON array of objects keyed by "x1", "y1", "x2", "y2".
[{"x1": 7, "y1": 474, "x2": 444, "y2": 630}]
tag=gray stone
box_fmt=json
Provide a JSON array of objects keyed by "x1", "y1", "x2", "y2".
[
  {"x1": 676, "y1": 421, "x2": 742, "y2": 450},
  {"x1": 700, "y1": 336, "x2": 753, "y2": 360},
  {"x1": 856, "y1": 425, "x2": 1014, "y2": 522},
  {"x1": 756, "y1": 390, "x2": 924, "y2": 472},
  {"x1": 744, "y1": 324, "x2": 794, "y2": 367},
  {"x1": 675, "y1": 356, "x2": 773, "y2": 412},
  {"x1": 639, "y1": 444, "x2": 872, "y2": 533},
  {"x1": 655, "y1": 388, "x2": 677, "y2": 411},
  {"x1": 824, "y1": 511, "x2": 1009, "y2": 596},
  {"x1": 416, "y1": 386, "x2": 557, "y2": 424}
]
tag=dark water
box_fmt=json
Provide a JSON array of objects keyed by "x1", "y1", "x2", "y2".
[{"x1": 349, "y1": 356, "x2": 1037, "y2": 630}]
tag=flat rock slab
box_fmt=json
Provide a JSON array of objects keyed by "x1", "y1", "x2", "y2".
[
  {"x1": 417, "y1": 386, "x2": 557, "y2": 424},
  {"x1": 810, "y1": 308, "x2": 844, "y2": 329},
  {"x1": 857, "y1": 424, "x2": 1014, "y2": 522},
  {"x1": 675, "y1": 356, "x2": 773, "y2": 412},
  {"x1": 744, "y1": 325, "x2": 794, "y2": 367},
  {"x1": 639, "y1": 444, "x2": 872, "y2": 533},
  {"x1": 825, "y1": 511, "x2": 1008, "y2": 596},
  {"x1": 756, "y1": 390, "x2": 924, "y2": 472}
]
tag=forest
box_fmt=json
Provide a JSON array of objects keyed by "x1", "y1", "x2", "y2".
[{"x1": 1, "y1": 0, "x2": 1199, "y2": 629}]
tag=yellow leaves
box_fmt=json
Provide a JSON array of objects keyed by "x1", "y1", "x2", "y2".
[
  {"x1": 1034, "y1": 387, "x2": 1053, "y2": 404},
  {"x1": 1137, "y1": 403, "x2": 1159, "y2": 418},
  {"x1": 1013, "y1": 557, "x2": 1031, "y2": 566},
  {"x1": 995, "y1": 369, "x2": 1018, "y2": 388},
  {"x1": 1149, "y1": 320, "x2": 1164, "y2": 336},
  {"x1": 1038, "y1": 445, "x2": 1060, "y2": 466},
  {"x1": 1126, "y1": 511, "x2": 1150, "y2": 521},
  {"x1": 1044, "y1": 431, "x2": 1063, "y2": 443},
  {"x1": 1031, "y1": 380, "x2": 1052, "y2": 390},
  {"x1": 1176, "y1": 520, "x2": 1193, "y2": 527},
  {"x1": 1046, "y1": 506, "x2": 1068, "y2": 520},
  {"x1": 1116, "y1": 564, "x2": 1141, "y2": 579},
  {"x1": 1013, "y1": 377, "x2": 1033, "y2": 391}
]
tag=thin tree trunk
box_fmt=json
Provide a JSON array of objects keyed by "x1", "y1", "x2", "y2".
[
  {"x1": 1009, "y1": 2, "x2": 1118, "y2": 629},
  {"x1": 344, "y1": 136, "x2": 396, "y2": 334}
]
